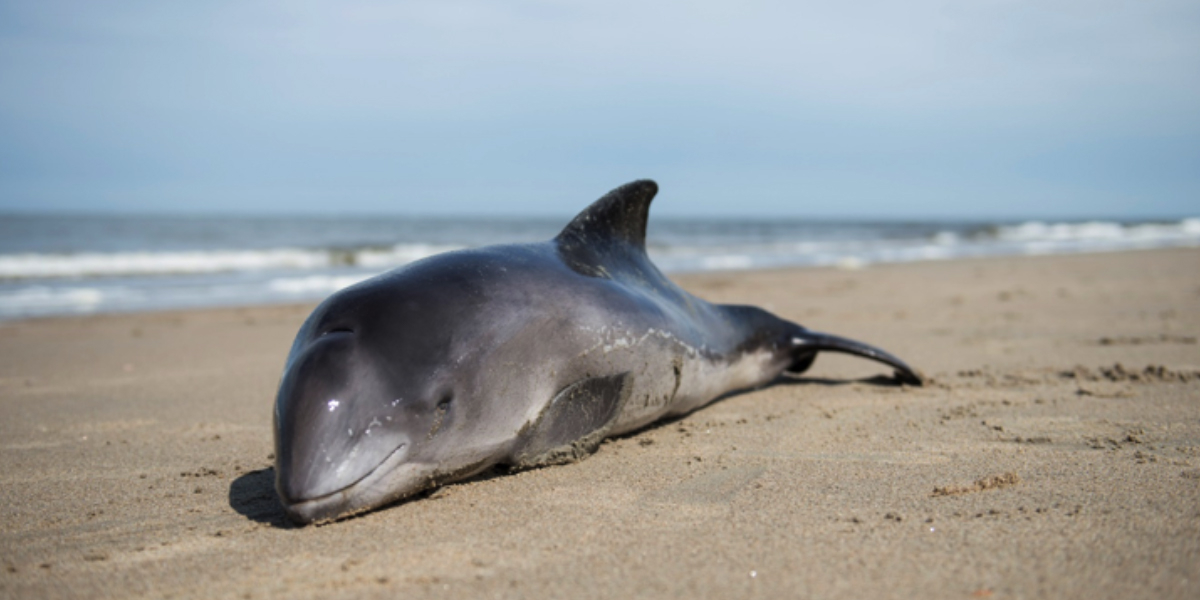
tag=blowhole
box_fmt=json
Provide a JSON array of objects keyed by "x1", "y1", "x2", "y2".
[{"x1": 324, "y1": 327, "x2": 354, "y2": 336}]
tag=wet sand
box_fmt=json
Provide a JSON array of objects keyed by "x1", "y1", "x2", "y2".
[{"x1": 1, "y1": 248, "x2": 1198, "y2": 599}]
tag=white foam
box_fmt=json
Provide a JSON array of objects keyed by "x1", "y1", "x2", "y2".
[
  {"x1": 931, "y1": 231, "x2": 959, "y2": 246},
  {"x1": 0, "y1": 249, "x2": 326, "y2": 279},
  {"x1": 267, "y1": 274, "x2": 373, "y2": 295},
  {"x1": 997, "y1": 221, "x2": 1120, "y2": 242},
  {"x1": 834, "y1": 256, "x2": 866, "y2": 270},
  {"x1": 699, "y1": 255, "x2": 755, "y2": 270},
  {"x1": 355, "y1": 244, "x2": 462, "y2": 268},
  {"x1": 994, "y1": 219, "x2": 1200, "y2": 245},
  {"x1": 0, "y1": 285, "x2": 142, "y2": 315},
  {"x1": 0, "y1": 244, "x2": 461, "y2": 280}
]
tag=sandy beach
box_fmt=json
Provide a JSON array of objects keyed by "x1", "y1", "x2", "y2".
[{"x1": 1, "y1": 247, "x2": 1198, "y2": 599}]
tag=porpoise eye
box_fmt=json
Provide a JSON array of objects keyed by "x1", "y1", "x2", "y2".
[{"x1": 436, "y1": 394, "x2": 452, "y2": 412}]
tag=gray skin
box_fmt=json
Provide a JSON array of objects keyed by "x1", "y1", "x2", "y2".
[{"x1": 274, "y1": 180, "x2": 922, "y2": 524}]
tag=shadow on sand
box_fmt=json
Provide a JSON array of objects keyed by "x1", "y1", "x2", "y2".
[
  {"x1": 229, "y1": 468, "x2": 294, "y2": 529},
  {"x1": 609, "y1": 373, "x2": 908, "y2": 441},
  {"x1": 774, "y1": 373, "x2": 911, "y2": 388}
]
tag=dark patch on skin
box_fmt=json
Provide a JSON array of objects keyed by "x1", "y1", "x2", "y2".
[
  {"x1": 670, "y1": 358, "x2": 683, "y2": 402},
  {"x1": 427, "y1": 395, "x2": 452, "y2": 441}
]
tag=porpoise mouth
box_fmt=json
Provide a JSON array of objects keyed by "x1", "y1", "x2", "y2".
[{"x1": 280, "y1": 442, "x2": 428, "y2": 525}]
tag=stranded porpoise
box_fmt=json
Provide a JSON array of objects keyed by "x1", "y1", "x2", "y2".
[{"x1": 273, "y1": 180, "x2": 922, "y2": 524}]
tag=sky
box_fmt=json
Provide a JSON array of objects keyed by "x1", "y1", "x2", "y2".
[{"x1": 1, "y1": 0, "x2": 1197, "y2": 219}]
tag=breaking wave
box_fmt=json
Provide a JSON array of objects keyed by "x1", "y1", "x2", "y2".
[
  {"x1": 0, "y1": 216, "x2": 1195, "y2": 320},
  {"x1": 0, "y1": 244, "x2": 461, "y2": 280}
]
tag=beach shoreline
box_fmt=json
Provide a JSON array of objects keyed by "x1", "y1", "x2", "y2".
[
  {"x1": 2, "y1": 212, "x2": 1196, "y2": 321},
  {"x1": 2, "y1": 247, "x2": 1198, "y2": 599}
]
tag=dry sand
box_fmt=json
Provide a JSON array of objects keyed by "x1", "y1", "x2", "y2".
[{"x1": 2, "y1": 248, "x2": 1198, "y2": 599}]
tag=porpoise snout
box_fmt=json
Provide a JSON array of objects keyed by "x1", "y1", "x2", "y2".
[{"x1": 273, "y1": 331, "x2": 411, "y2": 517}]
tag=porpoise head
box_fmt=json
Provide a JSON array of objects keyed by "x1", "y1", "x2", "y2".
[{"x1": 273, "y1": 261, "x2": 514, "y2": 524}]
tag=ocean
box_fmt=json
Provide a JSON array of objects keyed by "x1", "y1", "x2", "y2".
[{"x1": 1, "y1": 213, "x2": 1197, "y2": 320}]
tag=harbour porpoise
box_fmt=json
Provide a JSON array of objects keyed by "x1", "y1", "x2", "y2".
[{"x1": 273, "y1": 180, "x2": 922, "y2": 524}]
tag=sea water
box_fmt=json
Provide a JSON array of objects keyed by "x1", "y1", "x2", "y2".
[{"x1": 0, "y1": 213, "x2": 1197, "y2": 320}]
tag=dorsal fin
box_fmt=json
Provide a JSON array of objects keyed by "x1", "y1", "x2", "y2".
[{"x1": 555, "y1": 180, "x2": 658, "y2": 250}]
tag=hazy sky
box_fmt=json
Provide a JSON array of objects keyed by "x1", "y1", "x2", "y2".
[{"x1": 1, "y1": 1, "x2": 1197, "y2": 218}]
